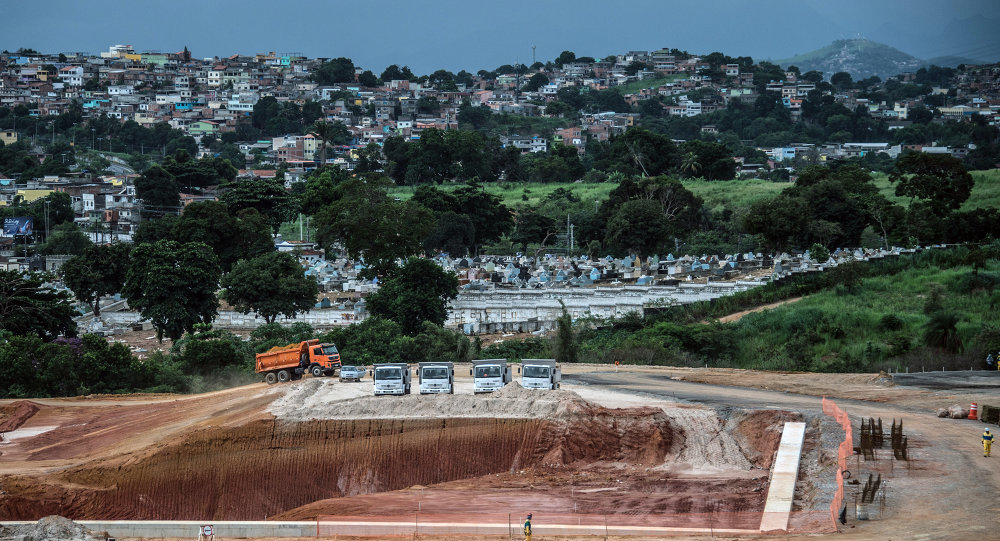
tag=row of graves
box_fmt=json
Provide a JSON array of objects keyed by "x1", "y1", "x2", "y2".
[
  {"x1": 441, "y1": 252, "x2": 771, "y2": 335},
  {"x1": 441, "y1": 246, "x2": 919, "y2": 334},
  {"x1": 440, "y1": 252, "x2": 773, "y2": 290}
]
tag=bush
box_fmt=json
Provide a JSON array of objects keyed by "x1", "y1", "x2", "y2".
[{"x1": 879, "y1": 314, "x2": 905, "y2": 331}]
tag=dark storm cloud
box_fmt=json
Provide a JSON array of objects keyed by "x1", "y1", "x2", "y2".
[{"x1": 2, "y1": 0, "x2": 997, "y2": 74}]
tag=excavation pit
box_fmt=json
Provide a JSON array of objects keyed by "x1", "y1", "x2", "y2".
[{"x1": 0, "y1": 379, "x2": 800, "y2": 531}]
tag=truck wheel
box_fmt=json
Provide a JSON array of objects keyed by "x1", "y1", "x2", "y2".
[
  {"x1": 310, "y1": 365, "x2": 324, "y2": 378},
  {"x1": 277, "y1": 370, "x2": 291, "y2": 383},
  {"x1": 264, "y1": 372, "x2": 278, "y2": 385}
]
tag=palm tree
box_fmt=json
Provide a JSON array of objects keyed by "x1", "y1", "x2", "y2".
[
  {"x1": 309, "y1": 121, "x2": 335, "y2": 165},
  {"x1": 923, "y1": 311, "x2": 963, "y2": 354},
  {"x1": 680, "y1": 151, "x2": 702, "y2": 178}
]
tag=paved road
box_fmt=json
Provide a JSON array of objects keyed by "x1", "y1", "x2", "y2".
[
  {"x1": 889, "y1": 370, "x2": 1000, "y2": 390},
  {"x1": 566, "y1": 370, "x2": 826, "y2": 411}
]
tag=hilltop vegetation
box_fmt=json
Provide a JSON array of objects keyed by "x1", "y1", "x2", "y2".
[{"x1": 775, "y1": 39, "x2": 923, "y2": 80}]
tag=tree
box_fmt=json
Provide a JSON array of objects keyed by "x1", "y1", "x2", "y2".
[
  {"x1": 354, "y1": 70, "x2": 379, "y2": 87},
  {"x1": 170, "y1": 201, "x2": 272, "y2": 271},
  {"x1": 134, "y1": 164, "x2": 180, "y2": 216},
  {"x1": 61, "y1": 242, "x2": 131, "y2": 317},
  {"x1": 320, "y1": 316, "x2": 413, "y2": 367},
  {"x1": 742, "y1": 194, "x2": 811, "y2": 252},
  {"x1": 365, "y1": 257, "x2": 458, "y2": 336},
  {"x1": 604, "y1": 199, "x2": 671, "y2": 257},
  {"x1": 592, "y1": 128, "x2": 680, "y2": 177},
  {"x1": 512, "y1": 209, "x2": 558, "y2": 252},
  {"x1": 423, "y1": 211, "x2": 476, "y2": 255},
  {"x1": 380, "y1": 64, "x2": 415, "y2": 82},
  {"x1": 552, "y1": 301, "x2": 579, "y2": 363},
  {"x1": 890, "y1": 152, "x2": 974, "y2": 217},
  {"x1": 831, "y1": 71, "x2": 853, "y2": 90},
  {"x1": 923, "y1": 311, "x2": 963, "y2": 354},
  {"x1": 451, "y1": 183, "x2": 513, "y2": 251},
  {"x1": 554, "y1": 50, "x2": 576, "y2": 67},
  {"x1": 523, "y1": 72, "x2": 549, "y2": 92},
  {"x1": 0, "y1": 270, "x2": 77, "y2": 339},
  {"x1": 309, "y1": 121, "x2": 336, "y2": 165},
  {"x1": 680, "y1": 151, "x2": 702, "y2": 178},
  {"x1": 122, "y1": 240, "x2": 221, "y2": 341},
  {"x1": 39, "y1": 222, "x2": 91, "y2": 255},
  {"x1": 312, "y1": 57, "x2": 356, "y2": 84},
  {"x1": 219, "y1": 178, "x2": 298, "y2": 234},
  {"x1": 312, "y1": 176, "x2": 434, "y2": 266},
  {"x1": 221, "y1": 252, "x2": 318, "y2": 324}
]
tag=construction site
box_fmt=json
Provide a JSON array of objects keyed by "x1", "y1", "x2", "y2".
[{"x1": 1, "y1": 363, "x2": 998, "y2": 540}]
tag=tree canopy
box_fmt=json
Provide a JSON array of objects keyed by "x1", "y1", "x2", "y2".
[
  {"x1": 61, "y1": 242, "x2": 131, "y2": 317},
  {"x1": 890, "y1": 152, "x2": 974, "y2": 217},
  {"x1": 221, "y1": 251, "x2": 318, "y2": 324},
  {"x1": 365, "y1": 257, "x2": 459, "y2": 336},
  {"x1": 122, "y1": 240, "x2": 222, "y2": 341},
  {"x1": 312, "y1": 176, "x2": 434, "y2": 267},
  {"x1": 0, "y1": 270, "x2": 78, "y2": 339}
]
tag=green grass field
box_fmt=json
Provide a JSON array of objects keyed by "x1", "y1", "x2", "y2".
[
  {"x1": 387, "y1": 168, "x2": 999, "y2": 213},
  {"x1": 612, "y1": 74, "x2": 687, "y2": 95},
  {"x1": 871, "y1": 169, "x2": 1000, "y2": 211},
  {"x1": 388, "y1": 178, "x2": 792, "y2": 210}
]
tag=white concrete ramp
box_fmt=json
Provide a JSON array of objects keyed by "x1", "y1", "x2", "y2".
[{"x1": 759, "y1": 421, "x2": 806, "y2": 532}]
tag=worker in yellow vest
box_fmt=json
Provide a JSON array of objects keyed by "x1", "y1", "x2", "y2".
[
  {"x1": 523, "y1": 513, "x2": 532, "y2": 541},
  {"x1": 984, "y1": 427, "x2": 994, "y2": 457}
]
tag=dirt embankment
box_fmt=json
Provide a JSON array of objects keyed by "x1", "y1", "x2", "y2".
[
  {"x1": 1, "y1": 411, "x2": 671, "y2": 520},
  {"x1": 0, "y1": 400, "x2": 40, "y2": 435},
  {"x1": 0, "y1": 379, "x2": 794, "y2": 523}
]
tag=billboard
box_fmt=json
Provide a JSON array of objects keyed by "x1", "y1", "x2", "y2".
[{"x1": 3, "y1": 217, "x2": 33, "y2": 236}]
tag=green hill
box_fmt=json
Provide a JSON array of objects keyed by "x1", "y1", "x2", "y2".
[{"x1": 775, "y1": 39, "x2": 923, "y2": 80}]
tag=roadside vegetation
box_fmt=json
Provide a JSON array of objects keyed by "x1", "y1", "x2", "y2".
[{"x1": 484, "y1": 244, "x2": 1000, "y2": 372}]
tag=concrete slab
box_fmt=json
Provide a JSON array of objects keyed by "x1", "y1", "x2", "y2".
[{"x1": 759, "y1": 421, "x2": 806, "y2": 532}]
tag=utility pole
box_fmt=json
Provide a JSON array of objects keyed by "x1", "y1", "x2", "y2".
[
  {"x1": 44, "y1": 200, "x2": 50, "y2": 242},
  {"x1": 532, "y1": 45, "x2": 536, "y2": 66}
]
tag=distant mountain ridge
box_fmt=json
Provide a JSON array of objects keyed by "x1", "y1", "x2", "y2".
[{"x1": 774, "y1": 39, "x2": 941, "y2": 81}]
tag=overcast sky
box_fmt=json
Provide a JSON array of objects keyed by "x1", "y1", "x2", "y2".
[{"x1": 3, "y1": 0, "x2": 998, "y2": 74}]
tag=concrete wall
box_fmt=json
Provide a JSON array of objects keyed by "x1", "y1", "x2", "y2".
[
  {"x1": 446, "y1": 281, "x2": 764, "y2": 334},
  {"x1": 80, "y1": 280, "x2": 766, "y2": 335}
]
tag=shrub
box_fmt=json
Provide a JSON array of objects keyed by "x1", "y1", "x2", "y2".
[{"x1": 879, "y1": 314, "x2": 905, "y2": 331}]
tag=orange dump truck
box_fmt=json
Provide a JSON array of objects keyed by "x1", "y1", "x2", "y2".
[{"x1": 256, "y1": 339, "x2": 341, "y2": 384}]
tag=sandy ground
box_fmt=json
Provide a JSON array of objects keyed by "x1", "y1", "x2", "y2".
[{"x1": 2, "y1": 364, "x2": 999, "y2": 540}]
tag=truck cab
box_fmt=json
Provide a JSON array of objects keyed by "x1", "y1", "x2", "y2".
[
  {"x1": 304, "y1": 341, "x2": 341, "y2": 377},
  {"x1": 471, "y1": 359, "x2": 512, "y2": 394},
  {"x1": 372, "y1": 363, "x2": 411, "y2": 395},
  {"x1": 417, "y1": 362, "x2": 454, "y2": 394},
  {"x1": 519, "y1": 359, "x2": 561, "y2": 390}
]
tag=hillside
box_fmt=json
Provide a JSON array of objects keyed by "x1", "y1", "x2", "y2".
[{"x1": 775, "y1": 38, "x2": 923, "y2": 80}]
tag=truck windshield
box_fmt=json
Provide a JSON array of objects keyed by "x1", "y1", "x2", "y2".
[
  {"x1": 422, "y1": 367, "x2": 449, "y2": 379},
  {"x1": 376, "y1": 368, "x2": 401, "y2": 380},
  {"x1": 475, "y1": 366, "x2": 502, "y2": 378},
  {"x1": 523, "y1": 366, "x2": 550, "y2": 378},
  {"x1": 320, "y1": 345, "x2": 339, "y2": 355}
]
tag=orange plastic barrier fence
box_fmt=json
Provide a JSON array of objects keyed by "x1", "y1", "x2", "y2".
[{"x1": 822, "y1": 396, "x2": 852, "y2": 531}]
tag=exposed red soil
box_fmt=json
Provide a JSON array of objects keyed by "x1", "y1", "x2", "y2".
[
  {"x1": 734, "y1": 409, "x2": 802, "y2": 469},
  {"x1": 0, "y1": 391, "x2": 789, "y2": 525},
  {"x1": 0, "y1": 400, "x2": 40, "y2": 434}
]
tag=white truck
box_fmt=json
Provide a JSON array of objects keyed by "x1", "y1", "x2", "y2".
[
  {"x1": 471, "y1": 359, "x2": 512, "y2": 394},
  {"x1": 519, "y1": 359, "x2": 562, "y2": 390},
  {"x1": 417, "y1": 362, "x2": 454, "y2": 394},
  {"x1": 372, "y1": 363, "x2": 411, "y2": 395}
]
